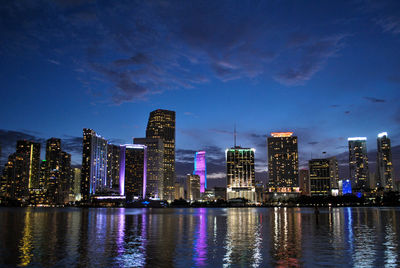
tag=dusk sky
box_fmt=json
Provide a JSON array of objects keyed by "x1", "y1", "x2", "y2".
[{"x1": 1, "y1": 0, "x2": 400, "y2": 185}]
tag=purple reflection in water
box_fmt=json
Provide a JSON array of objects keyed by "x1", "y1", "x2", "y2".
[
  {"x1": 194, "y1": 208, "x2": 207, "y2": 266},
  {"x1": 117, "y1": 208, "x2": 125, "y2": 256}
]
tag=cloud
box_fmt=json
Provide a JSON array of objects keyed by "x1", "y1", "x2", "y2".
[
  {"x1": 274, "y1": 34, "x2": 347, "y2": 86},
  {"x1": 345, "y1": 111, "x2": 351, "y2": 114},
  {"x1": 207, "y1": 172, "x2": 226, "y2": 179},
  {"x1": 47, "y1": 59, "x2": 60, "y2": 65},
  {"x1": 364, "y1": 96, "x2": 386, "y2": 103},
  {"x1": 0, "y1": 1, "x2": 350, "y2": 104},
  {"x1": 375, "y1": 16, "x2": 400, "y2": 35}
]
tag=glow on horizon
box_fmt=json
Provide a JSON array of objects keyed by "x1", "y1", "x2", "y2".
[{"x1": 348, "y1": 137, "x2": 367, "y2": 141}]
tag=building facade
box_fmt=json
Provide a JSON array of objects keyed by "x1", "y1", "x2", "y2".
[
  {"x1": 226, "y1": 147, "x2": 256, "y2": 202},
  {"x1": 134, "y1": 137, "x2": 164, "y2": 199},
  {"x1": 299, "y1": 169, "x2": 310, "y2": 196},
  {"x1": 81, "y1": 129, "x2": 109, "y2": 200},
  {"x1": 119, "y1": 144, "x2": 147, "y2": 201},
  {"x1": 267, "y1": 132, "x2": 299, "y2": 190},
  {"x1": 187, "y1": 174, "x2": 200, "y2": 201},
  {"x1": 309, "y1": 159, "x2": 331, "y2": 196},
  {"x1": 145, "y1": 109, "x2": 175, "y2": 200},
  {"x1": 348, "y1": 137, "x2": 369, "y2": 190},
  {"x1": 194, "y1": 151, "x2": 207, "y2": 194},
  {"x1": 376, "y1": 132, "x2": 393, "y2": 191}
]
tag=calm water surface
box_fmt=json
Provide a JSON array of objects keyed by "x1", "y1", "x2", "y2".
[{"x1": 0, "y1": 207, "x2": 399, "y2": 267}]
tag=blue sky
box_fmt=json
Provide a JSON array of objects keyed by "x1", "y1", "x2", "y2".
[{"x1": 1, "y1": 0, "x2": 400, "y2": 184}]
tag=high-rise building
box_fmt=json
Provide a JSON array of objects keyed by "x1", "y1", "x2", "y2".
[
  {"x1": 44, "y1": 138, "x2": 72, "y2": 204},
  {"x1": 194, "y1": 151, "x2": 206, "y2": 193},
  {"x1": 299, "y1": 169, "x2": 310, "y2": 196},
  {"x1": 145, "y1": 109, "x2": 175, "y2": 200},
  {"x1": 107, "y1": 144, "x2": 121, "y2": 193},
  {"x1": 1, "y1": 141, "x2": 41, "y2": 201},
  {"x1": 376, "y1": 132, "x2": 393, "y2": 191},
  {"x1": 81, "y1": 129, "x2": 109, "y2": 201},
  {"x1": 73, "y1": 168, "x2": 81, "y2": 200},
  {"x1": 328, "y1": 156, "x2": 339, "y2": 189},
  {"x1": 187, "y1": 174, "x2": 200, "y2": 201},
  {"x1": 348, "y1": 137, "x2": 369, "y2": 190},
  {"x1": 134, "y1": 137, "x2": 164, "y2": 199},
  {"x1": 267, "y1": 132, "x2": 299, "y2": 190},
  {"x1": 309, "y1": 159, "x2": 331, "y2": 196},
  {"x1": 226, "y1": 147, "x2": 256, "y2": 202},
  {"x1": 120, "y1": 144, "x2": 147, "y2": 200}
]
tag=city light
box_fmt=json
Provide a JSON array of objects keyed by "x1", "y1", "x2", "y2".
[
  {"x1": 378, "y1": 132, "x2": 388, "y2": 138},
  {"x1": 271, "y1": 132, "x2": 293, "y2": 137},
  {"x1": 347, "y1": 137, "x2": 367, "y2": 141}
]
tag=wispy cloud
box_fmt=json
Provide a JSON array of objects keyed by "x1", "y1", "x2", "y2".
[{"x1": 364, "y1": 96, "x2": 386, "y2": 103}]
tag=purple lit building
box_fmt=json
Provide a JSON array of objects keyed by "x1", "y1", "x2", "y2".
[
  {"x1": 119, "y1": 144, "x2": 147, "y2": 200},
  {"x1": 194, "y1": 151, "x2": 206, "y2": 193}
]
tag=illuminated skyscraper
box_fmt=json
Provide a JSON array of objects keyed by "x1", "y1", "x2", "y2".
[
  {"x1": 309, "y1": 159, "x2": 331, "y2": 196},
  {"x1": 119, "y1": 144, "x2": 147, "y2": 200},
  {"x1": 134, "y1": 137, "x2": 164, "y2": 199},
  {"x1": 194, "y1": 151, "x2": 206, "y2": 193},
  {"x1": 348, "y1": 137, "x2": 369, "y2": 190},
  {"x1": 267, "y1": 132, "x2": 298, "y2": 190},
  {"x1": 1, "y1": 141, "x2": 40, "y2": 201},
  {"x1": 81, "y1": 129, "x2": 109, "y2": 201},
  {"x1": 45, "y1": 138, "x2": 72, "y2": 204},
  {"x1": 145, "y1": 109, "x2": 175, "y2": 200},
  {"x1": 107, "y1": 144, "x2": 120, "y2": 193},
  {"x1": 187, "y1": 174, "x2": 200, "y2": 201},
  {"x1": 73, "y1": 168, "x2": 81, "y2": 200},
  {"x1": 226, "y1": 147, "x2": 256, "y2": 202},
  {"x1": 376, "y1": 132, "x2": 393, "y2": 191}
]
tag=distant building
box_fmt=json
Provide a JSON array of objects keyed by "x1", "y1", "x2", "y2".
[
  {"x1": 226, "y1": 147, "x2": 256, "y2": 203},
  {"x1": 299, "y1": 169, "x2": 310, "y2": 196},
  {"x1": 187, "y1": 174, "x2": 200, "y2": 201},
  {"x1": 309, "y1": 159, "x2": 331, "y2": 196},
  {"x1": 134, "y1": 137, "x2": 164, "y2": 199},
  {"x1": 174, "y1": 181, "x2": 185, "y2": 200},
  {"x1": 194, "y1": 151, "x2": 207, "y2": 193},
  {"x1": 328, "y1": 157, "x2": 339, "y2": 189},
  {"x1": 341, "y1": 179, "x2": 352, "y2": 195},
  {"x1": 81, "y1": 129, "x2": 109, "y2": 201},
  {"x1": 267, "y1": 132, "x2": 298, "y2": 190},
  {"x1": 348, "y1": 137, "x2": 369, "y2": 190},
  {"x1": 120, "y1": 144, "x2": 147, "y2": 201},
  {"x1": 145, "y1": 109, "x2": 175, "y2": 201},
  {"x1": 73, "y1": 168, "x2": 81, "y2": 200},
  {"x1": 376, "y1": 132, "x2": 393, "y2": 191}
]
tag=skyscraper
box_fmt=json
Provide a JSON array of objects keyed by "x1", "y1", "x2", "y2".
[
  {"x1": 119, "y1": 144, "x2": 147, "y2": 200},
  {"x1": 328, "y1": 156, "x2": 339, "y2": 189},
  {"x1": 1, "y1": 141, "x2": 40, "y2": 201},
  {"x1": 81, "y1": 129, "x2": 109, "y2": 201},
  {"x1": 376, "y1": 132, "x2": 393, "y2": 191},
  {"x1": 107, "y1": 144, "x2": 121, "y2": 193},
  {"x1": 134, "y1": 137, "x2": 164, "y2": 199},
  {"x1": 309, "y1": 159, "x2": 331, "y2": 196},
  {"x1": 226, "y1": 147, "x2": 256, "y2": 202},
  {"x1": 187, "y1": 174, "x2": 200, "y2": 201},
  {"x1": 267, "y1": 132, "x2": 299, "y2": 190},
  {"x1": 348, "y1": 137, "x2": 369, "y2": 190},
  {"x1": 194, "y1": 151, "x2": 207, "y2": 193},
  {"x1": 145, "y1": 109, "x2": 175, "y2": 200}
]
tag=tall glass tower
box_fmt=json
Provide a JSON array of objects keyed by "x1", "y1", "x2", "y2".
[
  {"x1": 348, "y1": 137, "x2": 369, "y2": 190},
  {"x1": 194, "y1": 151, "x2": 206, "y2": 193},
  {"x1": 267, "y1": 132, "x2": 299, "y2": 190},
  {"x1": 145, "y1": 109, "x2": 175, "y2": 201},
  {"x1": 377, "y1": 132, "x2": 393, "y2": 191},
  {"x1": 226, "y1": 147, "x2": 255, "y2": 202}
]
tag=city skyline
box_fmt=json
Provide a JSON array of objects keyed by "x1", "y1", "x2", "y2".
[{"x1": 1, "y1": 1, "x2": 400, "y2": 186}]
